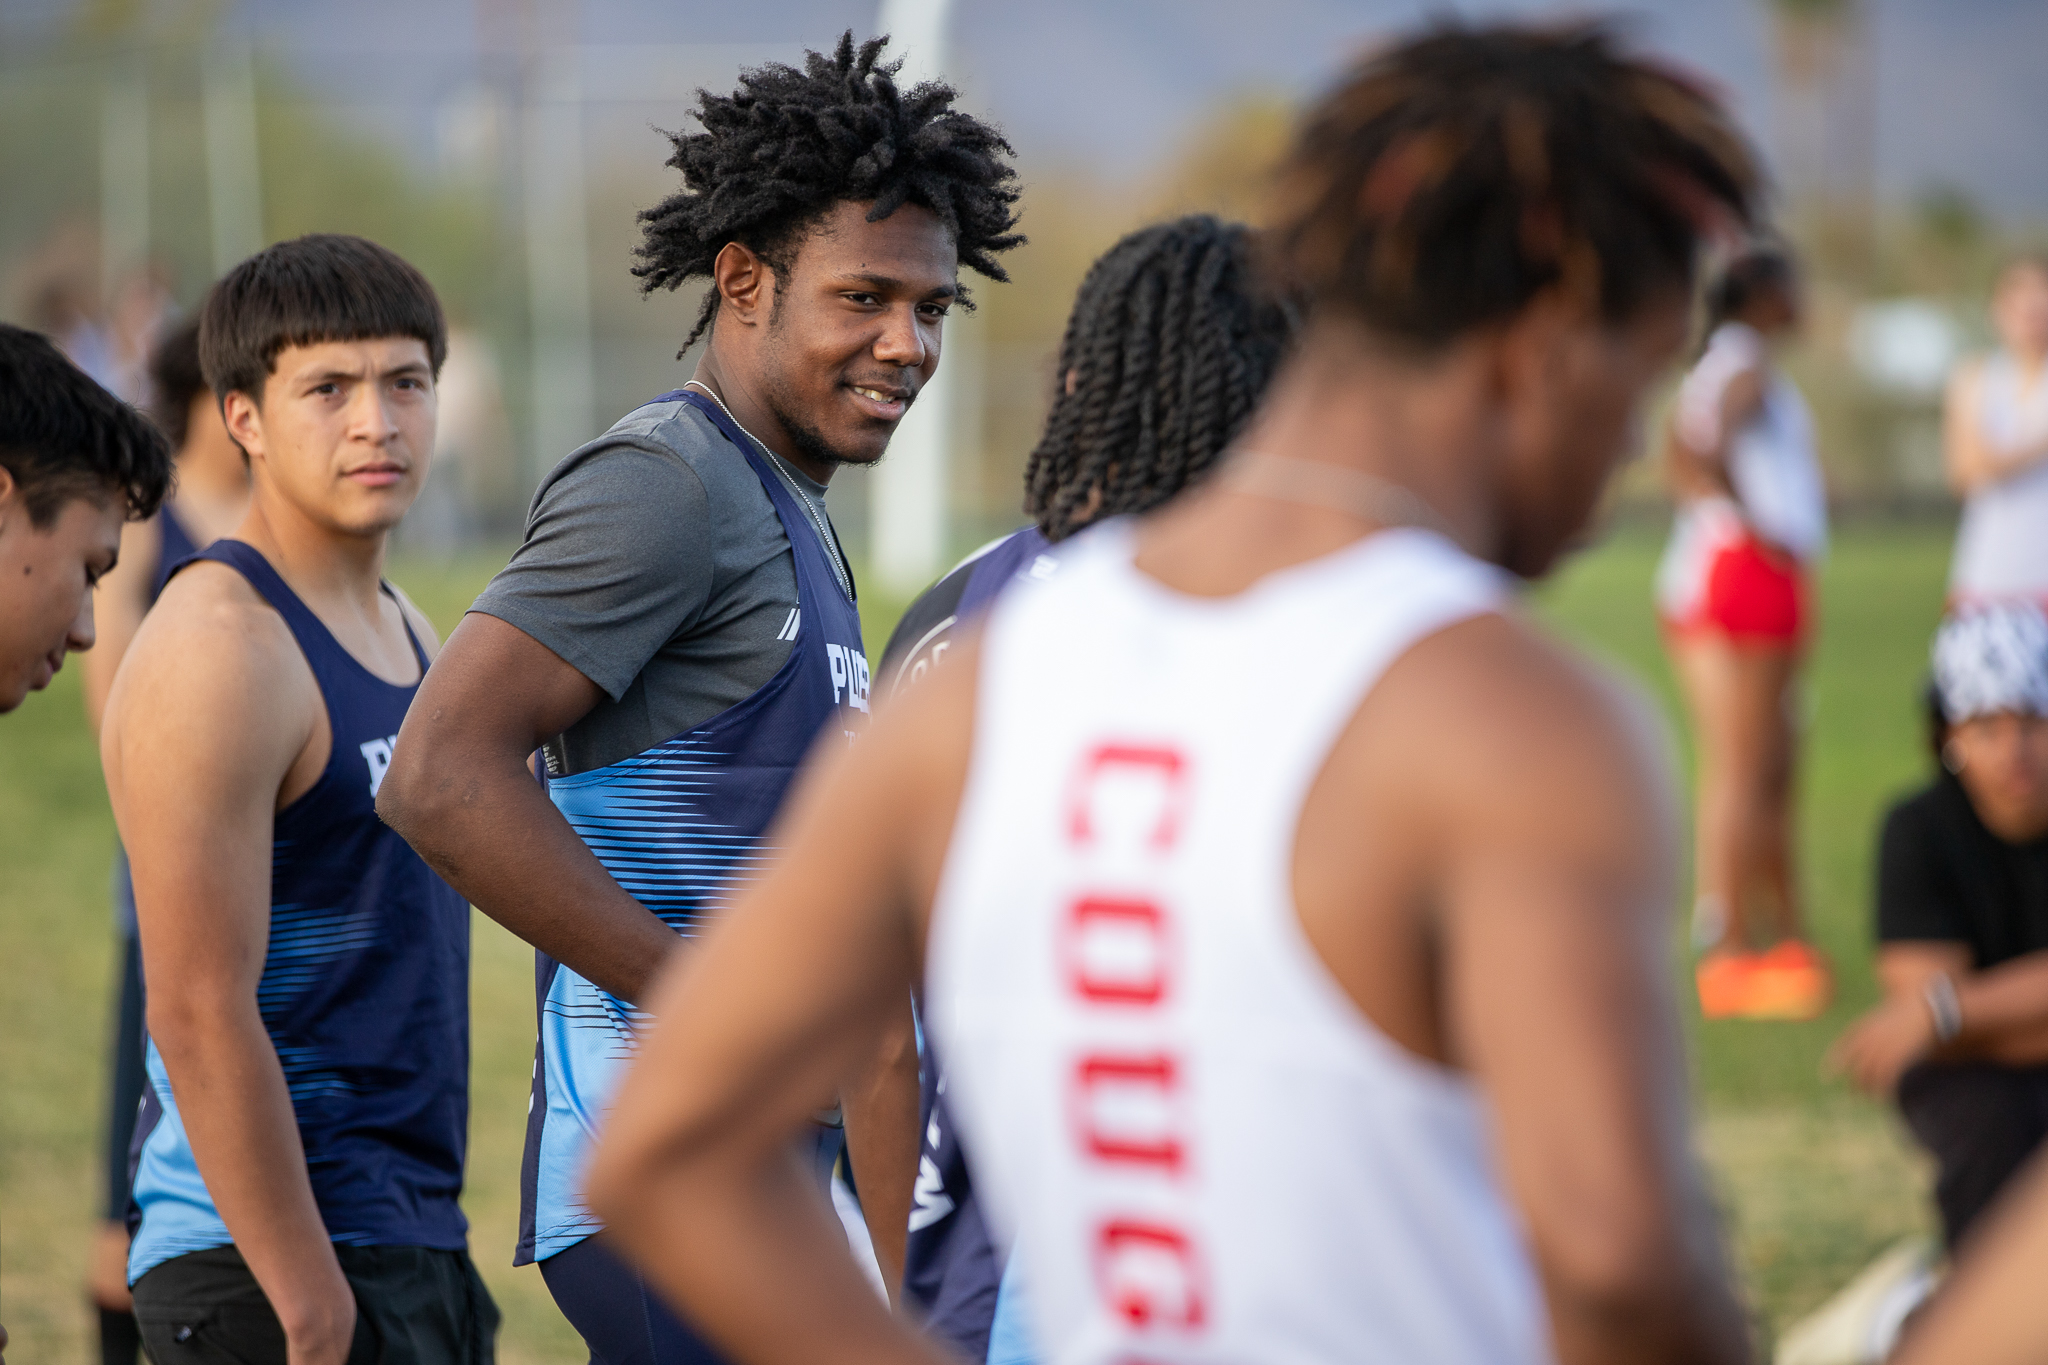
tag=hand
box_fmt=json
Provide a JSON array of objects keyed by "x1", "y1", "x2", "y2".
[
  {"x1": 1827, "y1": 994, "x2": 1937, "y2": 1095},
  {"x1": 281, "y1": 1279, "x2": 358, "y2": 1365},
  {"x1": 87, "y1": 1220, "x2": 134, "y2": 1311}
]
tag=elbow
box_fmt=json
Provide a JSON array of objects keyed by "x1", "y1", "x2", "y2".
[
  {"x1": 1539, "y1": 1212, "x2": 1690, "y2": 1326},
  {"x1": 584, "y1": 1132, "x2": 668, "y2": 1240},
  {"x1": 374, "y1": 737, "x2": 440, "y2": 845}
]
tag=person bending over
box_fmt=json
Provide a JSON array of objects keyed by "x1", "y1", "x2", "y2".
[
  {"x1": 0, "y1": 324, "x2": 168, "y2": 715},
  {"x1": 1831, "y1": 604, "x2": 2048, "y2": 1250},
  {"x1": 879, "y1": 214, "x2": 1296, "y2": 1365},
  {"x1": 376, "y1": 32, "x2": 1020, "y2": 1364},
  {"x1": 80, "y1": 313, "x2": 251, "y2": 1365},
  {"x1": 101, "y1": 235, "x2": 495, "y2": 1365},
  {"x1": 587, "y1": 22, "x2": 1757, "y2": 1365}
]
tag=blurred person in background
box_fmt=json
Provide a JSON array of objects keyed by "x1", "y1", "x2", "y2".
[
  {"x1": 877, "y1": 214, "x2": 1297, "y2": 1365},
  {"x1": 1655, "y1": 246, "x2": 1832, "y2": 1021},
  {"x1": 1830, "y1": 604, "x2": 2048, "y2": 1252},
  {"x1": 79, "y1": 314, "x2": 250, "y2": 1365},
  {"x1": 1945, "y1": 253, "x2": 2048, "y2": 608},
  {"x1": 586, "y1": 23, "x2": 1759, "y2": 1365},
  {"x1": 0, "y1": 322, "x2": 170, "y2": 716},
  {"x1": 377, "y1": 33, "x2": 1021, "y2": 1365},
  {"x1": 103, "y1": 235, "x2": 496, "y2": 1365}
]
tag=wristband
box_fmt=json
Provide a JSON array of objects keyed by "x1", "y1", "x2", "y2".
[{"x1": 1923, "y1": 972, "x2": 1963, "y2": 1045}]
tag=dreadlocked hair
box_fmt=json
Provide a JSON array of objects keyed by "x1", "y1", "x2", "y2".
[
  {"x1": 1024, "y1": 216, "x2": 1298, "y2": 543},
  {"x1": 635, "y1": 31, "x2": 1024, "y2": 353},
  {"x1": 1266, "y1": 22, "x2": 1761, "y2": 349}
]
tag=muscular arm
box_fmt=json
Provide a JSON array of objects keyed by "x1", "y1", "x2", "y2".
[
  {"x1": 1394, "y1": 621, "x2": 1747, "y2": 1365},
  {"x1": 377, "y1": 611, "x2": 680, "y2": 1004},
  {"x1": 101, "y1": 577, "x2": 356, "y2": 1365},
  {"x1": 1946, "y1": 362, "x2": 2048, "y2": 497},
  {"x1": 587, "y1": 649, "x2": 979, "y2": 1365}
]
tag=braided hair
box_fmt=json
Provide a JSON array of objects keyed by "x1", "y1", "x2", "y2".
[
  {"x1": 1024, "y1": 216, "x2": 1297, "y2": 543},
  {"x1": 635, "y1": 32, "x2": 1024, "y2": 352}
]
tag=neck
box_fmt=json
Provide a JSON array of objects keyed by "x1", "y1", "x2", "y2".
[
  {"x1": 1233, "y1": 326, "x2": 1504, "y2": 558},
  {"x1": 174, "y1": 442, "x2": 251, "y2": 512},
  {"x1": 690, "y1": 344, "x2": 836, "y2": 485},
  {"x1": 231, "y1": 486, "x2": 389, "y2": 612}
]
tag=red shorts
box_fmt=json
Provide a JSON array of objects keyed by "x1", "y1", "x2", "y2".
[{"x1": 1664, "y1": 534, "x2": 1808, "y2": 646}]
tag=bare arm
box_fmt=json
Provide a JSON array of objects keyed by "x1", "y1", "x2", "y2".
[
  {"x1": 377, "y1": 611, "x2": 680, "y2": 1003},
  {"x1": 587, "y1": 649, "x2": 981, "y2": 1365},
  {"x1": 1945, "y1": 361, "x2": 2048, "y2": 496},
  {"x1": 1664, "y1": 367, "x2": 1763, "y2": 506},
  {"x1": 1830, "y1": 942, "x2": 2048, "y2": 1094},
  {"x1": 1890, "y1": 1149, "x2": 2048, "y2": 1365},
  {"x1": 101, "y1": 577, "x2": 355, "y2": 1365},
  {"x1": 840, "y1": 996, "x2": 920, "y2": 1303},
  {"x1": 1423, "y1": 626, "x2": 1747, "y2": 1365},
  {"x1": 80, "y1": 514, "x2": 160, "y2": 733}
]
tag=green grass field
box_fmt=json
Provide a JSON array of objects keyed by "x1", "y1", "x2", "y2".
[{"x1": 0, "y1": 523, "x2": 1953, "y2": 1359}]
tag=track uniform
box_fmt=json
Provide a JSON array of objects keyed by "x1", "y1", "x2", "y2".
[
  {"x1": 473, "y1": 389, "x2": 868, "y2": 1363},
  {"x1": 880, "y1": 527, "x2": 1056, "y2": 1365},
  {"x1": 1656, "y1": 321, "x2": 1827, "y2": 646},
  {"x1": 1950, "y1": 351, "x2": 2048, "y2": 607},
  {"x1": 127, "y1": 541, "x2": 492, "y2": 1363},
  {"x1": 925, "y1": 523, "x2": 1553, "y2": 1363},
  {"x1": 106, "y1": 503, "x2": 204, "y2": 1232}
]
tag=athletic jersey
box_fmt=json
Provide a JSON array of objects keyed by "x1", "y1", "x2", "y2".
[
  {"x1": 926, "y1": 522, "x2": 1555, "y2": 1364},
  {"x1": 128, "y1": 540, "x2": 472, "y2": 1283},
  {"x1": 518, "y1": 389, "x2": 868, "y2": 1264},
  {"x1": 881, "y1": 527, "x2": 1057, "y2": 1365},
  {"x1": 1657, "y1": 322, "x2": 1827, "y2": 620},
  {"x1": 1951, "y1": 351, "x2": 2048, "y2": 603}
]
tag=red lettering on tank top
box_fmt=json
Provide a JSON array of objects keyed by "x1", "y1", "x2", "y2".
[
  {"x1": 1063, "y1": 897, "x2": 1171, "y2": 1006},
  {"x1": 1066, "y1": 744, "x2": 1189, "y2": 850},
  {"x1": 1071, "y1": 1053, "x2": 1184, "y2": 1173},
  {"x1": 1094, "y1": 1219, "x2": 1208, "y2": 1330},
  {"x1": 1060, "y1": 738, "x2": 1209, "y2": 1342}
]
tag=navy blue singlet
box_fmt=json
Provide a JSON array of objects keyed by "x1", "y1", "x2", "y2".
[
  {"x1": 127, "y1": 540, "x2": 473, "y2": 1283},
  {"x1": 518, "y1": 389, "x2": 869, "y2": 1265}
]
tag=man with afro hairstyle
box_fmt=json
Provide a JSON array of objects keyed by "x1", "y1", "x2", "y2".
[{"x1": 378, "y1": 32, "x2": 1021, "y2": 1364}]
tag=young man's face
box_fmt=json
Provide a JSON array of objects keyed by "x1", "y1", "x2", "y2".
[
  {"x1": 1495, "y1": 291, "x2": 1692, "y2": 578},
  {"x1": 0, "y1": 476, "x2": 122, "y2": 713},
  {"x1": 225, "y1": 337, "x2": 437, "y2": 537},
  {"x1": 755, "y1": 200, "x2": 959, "y2": 470}
]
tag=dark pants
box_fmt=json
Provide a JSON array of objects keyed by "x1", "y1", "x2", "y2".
[
  {"x1": 538, "y1": 1126, "x2": 850, "y2": 1365},
  {"x1": 1898, "y1": 1060, "x2": 2048, "y2": 1249},
  {"x1": 131, "y1": 1244, "x2": 499, "y2": 1365}
]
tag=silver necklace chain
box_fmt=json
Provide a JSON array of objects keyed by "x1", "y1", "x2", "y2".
[
  {"x1": 1220, "y1": 450, "x2": 1457, "y2": 541},
  {"x1": 683, "y1": 380, "x2": 854, "y2": 601}
]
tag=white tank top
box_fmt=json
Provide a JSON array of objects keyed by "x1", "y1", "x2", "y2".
[
  {"x1": 1950, "y1": 351, "x2": 2048, "y2": 602},
  {"x1": 1670, "y1": 321, "x2": 1828, "y2": 565},
  {"x1": 926, "y1": 522, "x2": 1554, "y2": 1365}
]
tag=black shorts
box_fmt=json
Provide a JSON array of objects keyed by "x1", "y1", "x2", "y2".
[{"x1": 131, "y1": 1243, "x2": 499, "y2": 1365}]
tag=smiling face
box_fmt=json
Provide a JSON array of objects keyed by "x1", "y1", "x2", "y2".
[
  {"x1": 0, "y1": 475, "x2": 123, "y2": 712},
  {"x1": 752, "y1": 200, "x2": 959, "y2": 472},
  {"x1": 224, "y1": 336, "x2": 437, "y2": 538}
]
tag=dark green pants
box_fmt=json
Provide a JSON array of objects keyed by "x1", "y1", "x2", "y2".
[{"x1": 132, "y1": 1244, "x2": 498, "y2": 1365}]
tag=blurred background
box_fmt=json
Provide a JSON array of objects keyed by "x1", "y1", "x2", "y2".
[{"x1": 1, "y1": 0, "x2": 2044, "y2": 1360}]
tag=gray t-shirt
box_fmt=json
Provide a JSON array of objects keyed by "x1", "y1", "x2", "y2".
[{"x1": 470, "y1": 396, "x2": 836, "y2": 776}]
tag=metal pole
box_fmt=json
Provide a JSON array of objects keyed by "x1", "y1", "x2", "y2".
[
  {"x1": 521, "y1": 45, "x2": 596, "y2": 481},
  {"x1": 871, "y1": 0, "x2": 957, "y2": 592},
  {"x1": 100, "y1": 53, "x2": 149, "y2": 302},
  {"x1": 201, "y1": 39, "x2": 264, "y2": 276}
]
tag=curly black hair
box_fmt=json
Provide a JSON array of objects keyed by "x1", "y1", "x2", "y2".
[
  {"x1": 1024, "y1": 216, "x2": 1298, "y2": 542},
  {"x1": 635, "y1": 31, "x2": 1024, "y2": 352}
]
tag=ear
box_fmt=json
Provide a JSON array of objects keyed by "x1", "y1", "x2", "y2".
[
  {"x1": 221, "y1": 390, "x2": 266, "y2": 464},
  {"x1": 713, "y1": 241, "x2": 775, "y2": 328},
  {"x1": 0, "y1": 463, "x2": 15, "y2": 533}
]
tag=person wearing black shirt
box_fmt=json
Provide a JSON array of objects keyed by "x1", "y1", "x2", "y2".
[{"x1": 1832, "y1": 602, "x2": 2048, "y2": 1248}]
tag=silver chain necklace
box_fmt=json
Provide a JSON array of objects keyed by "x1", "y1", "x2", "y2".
[
  {"x1": 1220, "y1": 450, "x2": 1458, "y2": 541},
  {"x1": 684, "y1": 380, "x2": 854, "y2": 601}
]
